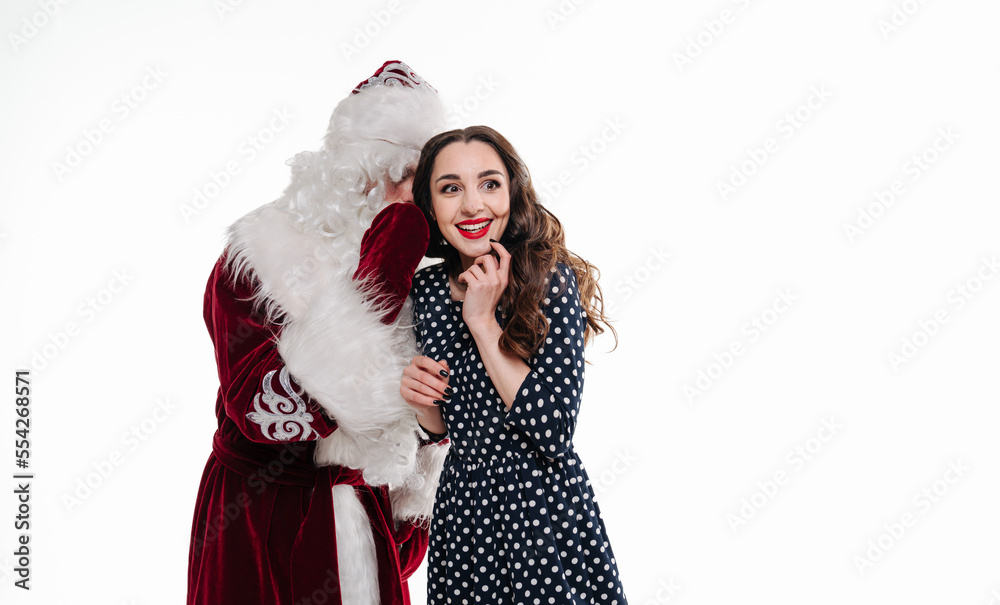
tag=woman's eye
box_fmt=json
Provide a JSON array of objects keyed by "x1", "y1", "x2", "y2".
[
  {"x1": 483, "y1": 180, "x2": 500, "y2": 191},
  {"x1": 441, "y1": 184, "x2": 458, "y2": 193}
]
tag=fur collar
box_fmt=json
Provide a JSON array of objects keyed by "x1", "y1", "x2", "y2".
[{"x1": 224, "y1": 201, "x2": 447, "y2": 521}]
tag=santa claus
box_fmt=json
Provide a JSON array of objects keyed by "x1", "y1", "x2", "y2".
[{"x1": 187, "y1": 61, "x2": 449, "y2": 605}]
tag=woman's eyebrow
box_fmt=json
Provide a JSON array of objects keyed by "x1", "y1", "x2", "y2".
[{"x1": 435, "y1": 169, "x2": 503, "y2": 183}]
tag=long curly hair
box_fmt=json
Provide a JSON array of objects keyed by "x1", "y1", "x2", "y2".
[{"x1": 413, "y1": 126, "x2": 616, "y2": 360}]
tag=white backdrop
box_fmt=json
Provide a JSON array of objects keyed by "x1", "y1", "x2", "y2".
[{"x1": 1, "y1": 1, "x2": 998, "y2": 603}]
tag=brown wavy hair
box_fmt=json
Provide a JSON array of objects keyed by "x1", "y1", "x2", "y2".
[{"x1": 413, "y1": 126, "x2": 616, "y2": 361}]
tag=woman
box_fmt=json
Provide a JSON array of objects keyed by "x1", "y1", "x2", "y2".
[{"x1": 401, "y1": 126, "x2": 628, "y2": 604}]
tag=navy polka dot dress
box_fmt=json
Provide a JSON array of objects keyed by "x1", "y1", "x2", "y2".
[{"x1": 411, "y1": 262, "x2": 628, "y2": 605}]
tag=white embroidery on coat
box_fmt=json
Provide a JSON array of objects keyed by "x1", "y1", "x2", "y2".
[{"x1": 246, "y1": 366, "x2": 316, "y2": 441}]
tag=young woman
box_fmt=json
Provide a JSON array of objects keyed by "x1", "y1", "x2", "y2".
[{"x1": 401, "y1": 126, "x2": 629, "y2": 604}]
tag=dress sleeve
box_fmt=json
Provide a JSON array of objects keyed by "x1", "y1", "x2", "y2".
[
  {"x1": 409, "y1": 280, "x2": 449, "y2": 444},
  {"x1": 204, "y1": 257, "x2": 337, "y2": 443},
  {"x1": 503, "y1": 263, "x2": 586, "y2": 459}
]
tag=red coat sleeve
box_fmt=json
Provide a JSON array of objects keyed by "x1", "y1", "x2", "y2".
[
  {"x1": 204, "y1": 257, "x2": 337, "y2": 443},
  {"x1": 395, "y1": 521, "x2": 429, "y2": 582},
  {"x1": 353, "y1": 201, "x2": 429, "y2": 324}
]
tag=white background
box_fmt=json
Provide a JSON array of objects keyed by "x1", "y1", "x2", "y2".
[{"x1": 2, "y1": 0, "x2": 999, "y2": 603}]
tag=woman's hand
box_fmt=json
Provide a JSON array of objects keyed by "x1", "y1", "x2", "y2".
[
  {"x1": 457, "y1": 240, "x2": 511, "y2": 335},
  {"x1": 400, "y1": 355, "x2": 450, "y2": 435}
]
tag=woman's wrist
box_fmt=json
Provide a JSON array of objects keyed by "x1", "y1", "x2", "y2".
[
  {"x1": 467, "y1": 316, "x2": 502, "y2": 343},
  {"x1": 419, "y1": 424, "x2": 448, "y2": 442},
  {"x1": 415, "y1": 408, "x2": 446, "y2": 435},
  {"x1": 417, "y1": 413, "x2": 447, "y2": 441}
]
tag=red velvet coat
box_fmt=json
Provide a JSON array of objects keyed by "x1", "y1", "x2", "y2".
[{"x1": 187, "y1": 202, "x2": 443, "y2": 605}]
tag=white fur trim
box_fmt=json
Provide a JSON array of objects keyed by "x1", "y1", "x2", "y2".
[
  {"x1": 332, "y1": 485, "x2": 379, "y2": 605},
  {"x1": 278, "y1": 274, "x2": 423, "y2": 486},
  {"x1": 226, "y1": 202, "x2": 349, "y2": 324},
  {"x1": 227, "y1": 201, "x2": 427, "y2": 487},
  {"x1": 224, "y1": 80, "x2": 446, "y2": 487},
  {"x1": 390, "y1": 441, "x2": 451, "y2": 525}
]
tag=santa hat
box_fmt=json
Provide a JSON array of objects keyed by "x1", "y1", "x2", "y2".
[{"x1": 323, "y1": 60, "x2": 445, "y2": 155}]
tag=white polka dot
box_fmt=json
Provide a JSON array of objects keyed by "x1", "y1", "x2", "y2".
[{"x1": 412, "y1": 263, "x2": 624, "y2": 602}]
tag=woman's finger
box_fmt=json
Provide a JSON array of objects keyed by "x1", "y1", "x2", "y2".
[
  {"x1": 490, "y1": 240, "x2": 511, "y2": 285},
  {"x1": 401, "y1": 375, "x2": 448, "y2": 405},
  {"x1": 405, "y1": 366, "x2": 449, "y2": 396},
  {"x1": 408, "y1": 356, "x2": 450, "y2": 391},
  {"x1": 474, "y1": 253, "x2": 500, "y2": 279},
  {"x1": 401, "y1": 365, "x2": 447, "y2": 395},
  {"x1": 461, "y1": 264, "x2": 487, "y2": 286},
  {"x1": 412, "y1": 355, "x2": 446, "y2": 376}
]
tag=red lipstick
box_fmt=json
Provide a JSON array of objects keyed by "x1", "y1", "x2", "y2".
[{"x1": 456, "y1": 218, "x2": 492, "y2": 240}]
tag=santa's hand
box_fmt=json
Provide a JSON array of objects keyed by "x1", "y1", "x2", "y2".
[
  {"x1": 401, "y1": 356, "x2": 449, "y2": 435},
  {"x1": 354, "y1": 202, "x2": 430, "y2": 324}
]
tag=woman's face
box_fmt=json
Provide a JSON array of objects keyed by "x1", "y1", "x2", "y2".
[{"x1": 429, "y1": 140, "x2": 510, "y2": 270}]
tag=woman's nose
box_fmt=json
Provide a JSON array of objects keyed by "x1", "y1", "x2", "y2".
[{"x1": 461, "y1": 189, "x2": 483, "y2": 214}]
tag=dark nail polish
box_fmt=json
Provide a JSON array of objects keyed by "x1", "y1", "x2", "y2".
[
  {"x1": 444, "y1": 386, "x2": 454, "y2": 396},
  {"x1": 489, "y1": 238, "x2": 497, "y2": 243},
  {"x1": 433, "y1": 399, "x2": 445, "y2": 406},
  {"x1": 439, "y1": 369, "x2": 448, "y2": 377}
]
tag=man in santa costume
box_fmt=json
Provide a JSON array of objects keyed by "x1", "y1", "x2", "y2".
[{"x1": 187, "y1": 61, "x2": 449, "y2": 605}]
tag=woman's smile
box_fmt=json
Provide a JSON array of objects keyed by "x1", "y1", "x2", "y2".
[
  {"x1": 456, "y1": 218, "x2": 493, "y2": 239},
  {"x1": 429, "y1": 140, "x2": 511, "y2": 268}
]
